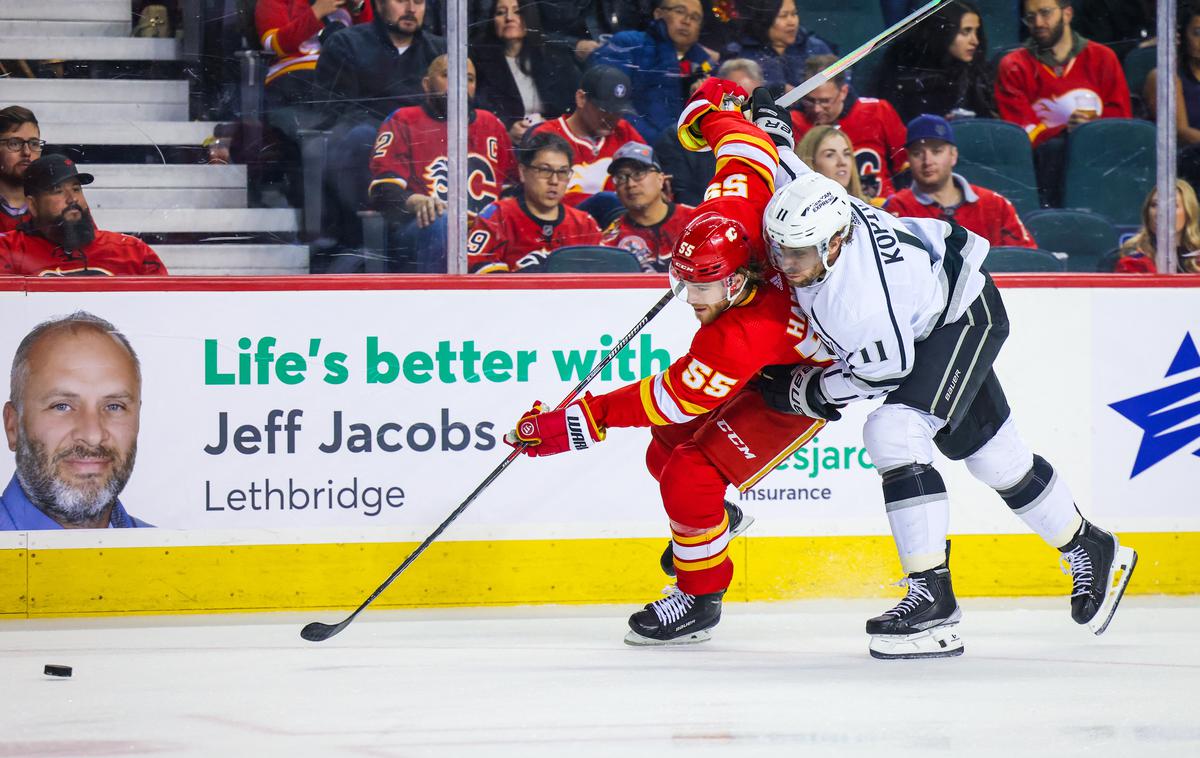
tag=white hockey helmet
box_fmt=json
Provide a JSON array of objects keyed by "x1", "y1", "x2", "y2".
[{"x1": 763, "y1": 172, "x2": 853, "y2": 284}]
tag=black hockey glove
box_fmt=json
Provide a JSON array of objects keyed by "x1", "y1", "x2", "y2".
[
  {"x1": 759, "y1": 364, "x2": 844, "y2": 421},
  {"x1": 749, "y1": 87, "x2": 794, "y2": 151}
]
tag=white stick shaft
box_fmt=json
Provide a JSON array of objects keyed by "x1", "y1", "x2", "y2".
[{"x1": 775, "y1": 0, "x2": 952, "y2": 109}]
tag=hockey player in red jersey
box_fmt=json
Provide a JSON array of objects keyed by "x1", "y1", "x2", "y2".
[
  {"x1": 0, "y1": 155, "x2": 167, "y2": 277},
  {"x1": 790, "y1": 54, "x2": 908, "y2": 200},
  {"x1": 467, "y1": 131, "x2": 603, "y2": 273},
  {"x1": 506, "y1": 79, "x2": 832, "y2": 645}
]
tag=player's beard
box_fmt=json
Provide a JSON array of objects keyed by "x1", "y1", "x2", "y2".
[
  {"x1": 14, "y1": 432, "x2": 136, "y2": 527},
  {"x1": 44, "y1": 203, "x2": 96, "y2": 251}
]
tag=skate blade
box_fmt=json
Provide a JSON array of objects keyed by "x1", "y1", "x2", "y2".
[
  {"x1": 869, "y1": 624, "x2": 963, "y2": 660},
  {"x1": 1088, "y1": 544, "x2": 1138, "y2": 636},
  {"x1": 623, "y1": 628, "x2": 713, "y2": 647}
]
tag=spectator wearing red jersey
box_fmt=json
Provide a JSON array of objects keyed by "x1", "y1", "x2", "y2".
[
  {"x1": 791, "y1": 54, "x2": 908, "y2": 200},
  {"x1": 530, "y1": 65, "x2": 644, "y2": 224},
  {"x1": 995, "y1": 0, "x2": 1131, "y2": 207},
  {"x1": 600, "y1": 142, "x2": 697, "y2": 272},
  {"x1": 1115, "y1": 181, "x2": 1200, "y2": 274},
  {"x1": 0, "y1": 107, "x2": 41, "y2": 235},
  {"x1": 368, "y1": 55, "x2": 516, "y2": 272},
  {"x1": 467, "y1": 131, "x2": 602, "y2": 273},
  {"x1": 884, "y1": 115, "x2": 1036, "y2": 249},
  {"x1": 0, "y1": 156, "x2": 167, "y2": 277},
  {"x1": 256, "y1": 0, "x2": 373, "y2": 110}
]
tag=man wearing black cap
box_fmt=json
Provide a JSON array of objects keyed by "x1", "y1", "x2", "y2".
[
  {"x1": 529, "y1": 65, "x2": 645, "y2": 209},
  {"x1": 0, "y1": 155, "x2": 167, "y2": 276},
  {"x1": 884, "y1": 115, "x2": 1036, "y2": 250},
  {"x1": 600, "y1": 141, "x2": 697, "y2": 272}
]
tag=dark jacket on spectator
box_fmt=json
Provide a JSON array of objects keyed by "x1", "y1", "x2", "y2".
[
  {"x1": 590, "y1": 19, "x2": 714, "y2": 144},
  {"x1": 875, "y1": 58, "x2": 997, "y2": 122},
  {"x1": 471, "y1": 42, "x2": 580, "y2": 128},
  {"x1": 723, "y1": 29, "x2": 834, "y2": 93},
  {"x1": 472, "y1": 0, "x2": 653, "y2": 57},
  {"x1": 653, "y1": 126, "x2": 716, "y2": 207},
  {"x1": 315, "y1": 18, "x2": 447, "y2": 126}
]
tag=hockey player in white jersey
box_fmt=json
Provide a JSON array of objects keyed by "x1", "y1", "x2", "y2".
[{"x1": 749, "y1": 94, "x2": 1137, "y2": 658}]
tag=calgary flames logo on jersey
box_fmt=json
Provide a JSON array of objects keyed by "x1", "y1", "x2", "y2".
[{"x1": 423, "y1": 153, "x2": 501, "y2": 215}]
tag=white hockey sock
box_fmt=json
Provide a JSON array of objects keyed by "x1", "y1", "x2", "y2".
[
  {"x1": 882, "y1": 464, "x2": 950, "y2": 573},
  {"x1": 998, "y1": 455, "x2": 1083, "y2": 548}
]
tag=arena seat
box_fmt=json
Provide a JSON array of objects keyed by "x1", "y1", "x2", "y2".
[
  {"x1": 984, "y1": 246, "x2": 1067, "y2": 272},
  {"x1": 1122, "y1": 45, "x2": 1157, "y2": 101},
  {"x1": 1023, "y1": 209, "x2": 1120, "y2": 272},
  {"x1": 546, "y1": 246, "x2": 643, "y2": 273},
  {"x1": 952, "y1": 118, "x2": 1040, "y2": 216},
  {"x1": 1062, "y1": 119, "x2": 1157, "y2": 226},
  {"x1": 801, "y1": 4, "x2": 887, "y2": 96},
  {"x1": 971, "y1": 0, "x2": 1022, "y2": 49}
]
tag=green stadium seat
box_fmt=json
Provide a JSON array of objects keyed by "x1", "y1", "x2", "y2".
[
  {"x1": 1122, "y1": 45, "x2": 1157, "y2": 101},
  {"x1": 971, "y1": 0, "x2": 1022, "y2": 50},
  {"x1": 952, "y1": 118, "x2": 1040, "y2": 216},
  {"x1": 1062, "y1": 119, "x2": 1157, "y2": 226},
  {"x1": 546, "y1": 245, "x2": 643, "y2": 273},
  {"x1": 801, "y1": 4, "x2": 887, "y2": 96},
  {"x1": 985, "y1": 246, "x2": 1067, "y2": 272},
  {"x1": 1022, "y1": 209, "x2": 1120, "y2": 272}
]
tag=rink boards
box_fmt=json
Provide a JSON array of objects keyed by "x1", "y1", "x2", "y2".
[{"x1": 0, "y1": 274, "x2": 1197, "y2": 616}]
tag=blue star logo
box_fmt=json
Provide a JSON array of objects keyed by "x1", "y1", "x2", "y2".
[{"x1": 1109, "y1": 332, "x2": 1200, "y2": 478}]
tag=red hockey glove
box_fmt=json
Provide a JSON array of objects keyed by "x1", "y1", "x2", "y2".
[
  {"x1": 677, "y1": 78, "x2": 749, "y2": 152},
  {"x1": 505, "y1": 393, "x2": 606, "y2": 457}
]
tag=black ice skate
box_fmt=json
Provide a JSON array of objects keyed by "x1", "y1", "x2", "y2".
[
  {"x1": 1060, "y1": 520, "x2": 1138, "y2": 635},
  {"x1": 866, "y1": 550, "x2": 963, "y2": 660},
  {"x1": 624, "y1": 586, "x2": 724, "y2": 646},
  {"x1": 660, "y1": 501, "x2": 755, "y2": 577}
]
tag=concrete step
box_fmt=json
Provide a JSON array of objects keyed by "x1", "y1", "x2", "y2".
[
  {"x1": 83, "y1": 164, "x2": 248, "y2": 189},
  {"x1": 0, "y1": 78, "x2": 188, "y2": 103},
  {"x1": 1, "y1": 36, "x2": 180, "y2": 61},
  {"x1": 24, "y1": 102, "x2": 188, "y2": 121},
  {"x1": 42, "y1": 121, "x2": 218, "y2": 146},
  {"x1": 0, "y1": 19, "x2": 130, "y2": 36},
  {"x1": 0, "y1": 0, "x2": 130, "y2": 22},
  {"x1": 87, "y1": 188, "x2": 247, "y2": 210},
  {"x1": 94, "y1": 208, "x2": 301, "y2": 234},
  {"x1": 156, "y1": 244, "x2": 311, "y2": 276}
]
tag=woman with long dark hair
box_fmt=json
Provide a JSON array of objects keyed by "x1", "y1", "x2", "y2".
[
  {"x1": 470, "y1": 0, "x2": 580, "y2": 143},
  {"x1": 875, "y1": 0, "x2": 996, "y2": 122}
]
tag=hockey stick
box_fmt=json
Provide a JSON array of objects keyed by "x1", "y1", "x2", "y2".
[
  {"x1": 774, "y1": 0, "x2": 954, "y2": 109},
  {"x1": 300, "y1": 286, "x2": 679, "y2": 642}
]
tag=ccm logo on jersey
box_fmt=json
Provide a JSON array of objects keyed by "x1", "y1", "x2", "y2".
[{"x1": 716, "y1": 419, "x2": 756, "y2": 460}]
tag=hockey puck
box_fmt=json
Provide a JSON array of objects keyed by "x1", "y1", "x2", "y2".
[{"x1": 43, "y1": 664, "x2": 72, "y2": 678}]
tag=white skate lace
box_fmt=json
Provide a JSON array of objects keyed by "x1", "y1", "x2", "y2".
[
  {"x1": 885, "y1": 576, "x2": 934, "y2": 618},
  {"x1": 650, "y1": 585, "x2": 697, "y2": 625},
  {"x1": 1061, "y1": 546, "x2": 1094, "y2": 598}
]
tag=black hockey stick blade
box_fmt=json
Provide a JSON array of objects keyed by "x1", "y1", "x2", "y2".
[{"x1": 300, "y1": 288, "x2": 677, "y2": 642}]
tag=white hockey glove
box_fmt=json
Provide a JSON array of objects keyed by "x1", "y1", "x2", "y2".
[
  {"x1": 759, "y1": 364, "x2": 843, "y2": 421},
  {"x1": 749, "y1": 87, "x2": 794, "y2": 151}
]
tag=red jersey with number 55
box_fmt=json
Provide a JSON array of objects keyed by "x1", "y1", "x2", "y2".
[
  {"x1": 369, "y1": 105, "x2": 517, "y2": 217},
  {"x1": 466, "y1": 196, "x2": 602, "y2": 273}
]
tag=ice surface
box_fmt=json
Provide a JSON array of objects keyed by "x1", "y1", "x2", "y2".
[{"x1": 2, "y1": 597, "x2": 1197, "y2": 757}]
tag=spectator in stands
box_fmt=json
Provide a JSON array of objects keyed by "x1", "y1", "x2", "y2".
[
  {"x1": 589, "y1": 0, "x2": 716, "y2": 144},
  {"x1": 256, "y1": 0, "x2": 373, "y2": 122},
  {"x1": 0, "y1": 106, "x2": 41, "y2": 234},
  {"x1": 316, "y1": 0, "x2": 446, "y2": 256},
  {"x1": 369, "y1": 55, "x2": 517, "y2": 272},
  {"x1": 795, "y1": 126, "x2": 871, "y2": 204},
  {"x1": 1115, "y1": 180, "x2": 1200, "y2": 274},
  {"x1": 722, "y1": 0, "x2": 833, "y2": 95},
  {"x1": 652, "y1": 58, "x2": 757, "y2": 206},
  {"x1": 1148, "y1": 6, "x2": 1200, "y2": 190},
  {"x1": 0, "y1": 156, "x2": 167, "y2": 277},
  {"x1": 599, "y1": 142, "x2": 697, "y2": 272},
  {"x1": 1, "y1": 312, "x2": 151, "y2": 530},
  {"x1": 467, "y1": 132, "x2": 602, "y2": 273},
  {"x1": 996, "y1": 0, "x2": 1131, "y2": 207},
  {"x1": 884, "y1": 115, "x2": 1037, "y2": 249},
  {"x1": 877, "y1": 1, "x2": 997, "y2": 123},
  {"x1": 470, "y1": 0, "x2": 580, "y2": 144},
  {"x1": 530, "y1": 65, "x2": 644, "y2": 222},
  {"x1": 792, "y1": 54, "x2": 908, "y2": 200}
]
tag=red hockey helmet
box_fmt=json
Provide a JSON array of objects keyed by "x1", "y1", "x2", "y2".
[{"x1": 670, "y1": 212, "x2": 753, "y2": 306}]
